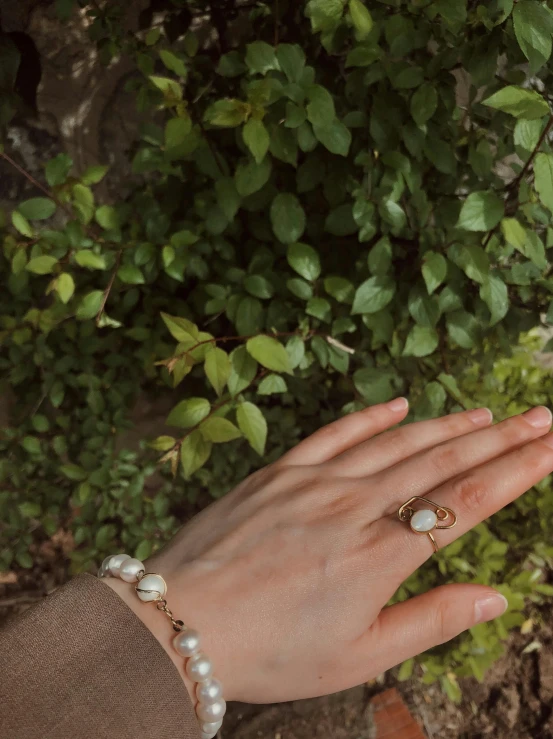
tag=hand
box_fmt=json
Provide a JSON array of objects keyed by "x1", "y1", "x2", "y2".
[{"x1": 121, "y1": 400, "x2": 553, "y2": 704}]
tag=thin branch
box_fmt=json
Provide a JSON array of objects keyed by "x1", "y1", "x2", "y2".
[
  {"x1": 0, "y1": 151, "x2": 73, "y2": 219},
  {"x1": 483, "y1": 113, "x2": 553, "y2": 249}
]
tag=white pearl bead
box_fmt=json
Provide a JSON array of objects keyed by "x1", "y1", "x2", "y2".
[
  {"x1": 196, "y1": 698, "x2": 226, "y2": 723},
  {"x1": 200, "y1": 720, "x2": 223, "y2": 734},
  {"x1": 99, "y1": 556, "x2": 113, "y2": 577},
  {"x1": 119, "y1": 558, "x2": 145, "y2": 582},
  {"x1": 135, "y1": 573, "x2": 167, "y2": 602},
  {"x1": 410, "y1": 509, "x2": 438, "y2": 533},
  {"x1": 186, "y1": 652, "x2": 213, "y2": 682},
  {"x1": 172, "y1": 629, "x2": 201, "y2": 657},
  {"x1": 108, "y1": 553, "x2": 131, "y2": 577},
  {"x1": 200, "y1": 732, "x2": 216, "y2": 739},
  {"x1": 196, "y1": 678, "x2": 223, "y2": 704}
]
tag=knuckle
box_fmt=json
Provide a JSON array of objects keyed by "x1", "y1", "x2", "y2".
[
  {"x1": 426, "y1": 443, "x2": 459, "y2": 477},
  {"x1": 433, "y1": 598, "x2": 463, "y2": 644},
  {"x1": 450, "y1": 473, "x2": 488, "y2": 511},
  {"x1": 502, "y1": 416, "x2": 533, "y2": 445}
]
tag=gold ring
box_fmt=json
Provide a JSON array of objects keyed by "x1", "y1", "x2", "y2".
[{"x1": 397, "y1": 496, "x2": 457, "y2": 553}]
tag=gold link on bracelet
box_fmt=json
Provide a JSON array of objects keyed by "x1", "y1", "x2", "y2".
[{"x1": 156, "y1": 599, "x2": 186, "y2": 632}]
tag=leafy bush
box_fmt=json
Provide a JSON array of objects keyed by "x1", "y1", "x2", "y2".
[{"x1": 2, "y1": 0, "x2": 553, "y2": 695}]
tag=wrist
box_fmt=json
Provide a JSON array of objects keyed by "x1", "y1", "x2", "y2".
[{"x1": 100, "y1": 576, "x2": 197, "y2": 704}]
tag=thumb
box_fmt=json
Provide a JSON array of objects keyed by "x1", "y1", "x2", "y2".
[{"x1": 369, "y1": 584, "x2": 508, "y2": 672}]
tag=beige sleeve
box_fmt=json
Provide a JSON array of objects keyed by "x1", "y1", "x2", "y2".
[{"x1": 0, "y1": 573, "x2": 200, "y2": 739}]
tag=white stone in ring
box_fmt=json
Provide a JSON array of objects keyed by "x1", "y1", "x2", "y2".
[
  {"x1": 410, "y1": 509, "x2": 437, "y2": 533},
  {"x1": 136, "y1": 573, "x2": 167, "y2": 602}
]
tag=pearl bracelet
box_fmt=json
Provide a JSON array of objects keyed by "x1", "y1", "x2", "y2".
[{"x1": 98, "y1": 553, "x2": 225, "y2": 739}]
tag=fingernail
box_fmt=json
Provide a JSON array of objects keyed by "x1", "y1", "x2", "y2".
[
  {"x1": 522, "y1": 406, "x2": 552, "y2": 428},
  {"x1": 474, "y1": 593, "x2": 508, "y2": 624},
  {"x1": 467, "y1": 408, "x2": 493, "y2": 426},
  {"x1": 387, "y1": 397, "x2": 409, "y2": 412}
]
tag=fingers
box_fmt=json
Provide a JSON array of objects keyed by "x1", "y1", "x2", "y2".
[
  {"x1": 279, "y1": 398, "x2": 409, "y2": 466},
  {"x1": 363, "y1": 585, "x2": 507, "y2": 677},
  {"x1": 375, "y1": 429, "x2": 553, "y2": 572},
  {"x1": 332, "y1": 407, "x2": 493, "y2": 476},
  {"x1": 374, "y1": 406, "x2": 552, "y2": 514}
]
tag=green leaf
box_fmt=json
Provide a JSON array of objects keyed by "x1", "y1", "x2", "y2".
[
  {"x1": 243, "y1": 118, "x2": 270, "y2": 164},
  {"x1": 403, "y1": 325, "x2": 439, "y2": 357},
  {"x1": 26, "y1": 255, "x2": 58, "y2": 275},
  {"x1": 501, "y1": 218, "x2": 546, "y2": 268},
  {"x1": 56, "y1": 273, "x2": 75, "y2": 303},
  {"x1": 75, "y1": 251, "x2": 106, "y2": 270},
  {"x1": 324, "y1": 276, "x2": 354, "y2": 303},
  {"x1": 45, "y1": 153, "x2": 73, "y2": 186},
  {"x1": 398, "y1": 658, "x2": 415, "y2": 681},
  {"x1": 96, "y1": 205, "x2": 119, "y2": 230},
  {"x1": 446, "y1": 310, "x2": 480, "y2": 349},
  {"x1": 12, "y1": 211, "x2": 34, "y2": 237},
  {"x1": 204, "y1": 99, "x2": 249, "y2": 127},
  {"x1": 513, "y1": 0, "x2": 553, "y2": 73},
  {"x1": 180, "y1": 430, "x2": 212, "y2": 479},
  {"x1": 159, "y1": 49, "x2": 188, "y2": 77},
  {"x1": 501, "y1": 218, "x2": 526, "y2": 249},
  {"x1": 72, "y1": 183, "x2": 94, "y2": 224},
  {"x1": 306, "y1": 85, "x2": 336, "y2": 127},
  {"x1": 480, "y1": 274, "x2": 509, "y2": 326},
  {"x1": 368, "y1": 237, "x2": 392, "y2": 275},
  {"x1": 449, "y1": 243, "x2": 489, "y2": 284},
  {"x1": 216, "y1": 51, "x2": 247, "y2": 77},
  {"x1": 483, "y1": 86, "x2": 549, "y2": 119},
  {"x1": 149, "y1": 75, "x2": 182, "y2": 100},
  {"x1": 353, "y1": 367, "x2": 397, "y2": 404},
  {"x1": 236, "y1": 401, "x2": 267, "y2": 455},
  {"x1": 76, "y1": 290, "x2": 103, "y2": 320},
  {"x1": 379, "y1": 200, "x2": 407, "y2": 230},
  {"x1": 534, "y1": 153, "x2": 553, "y2": 213},
  {"x1": 270, "y1": 193, "x2": 306, "y2": 244},
  {"x1": 349, "y1": 0, "x2": 373, "y2": 39},
  {"x1": 167, "y1": 398, "x2": 211, "y2": 428},
  {"x1": 18, "y1": 501, "x2": 41, "y2": 518},
  {"x1": 286, "y1": 336, "x2": 306, "y2": 368},
  {"x1": 19, "y1": 197, "x2": 56, "y2": 220},
  {"x1": 287, "y1": 278, "x2": 313, "y2": 300},
  {"x1": 410, "y1": 83, "x2": 438, "y2": 125},
  {"x1": 200, "y1": 416, "x2": 242, "y2": 443},
  {"x1": 216, "y1": 177, "x2": 241, "y2": 220},
  {"x1": 148, "y1": 435, "x2": 176, "y2": 451},
  {"x1": 345, "y1": 45, "x2": 381, "y2": 68},
  {"x1": 245, "y1": 41, "x2": 280, "y2": 75},
  {"x1": 165, "y1": 117, "x2": 192, "y2": 149},
  {"x1": 235, "y1": 157, "x2": 272, "y2": 196},
  {"x1": 276, "y1": 44, "x2": 306, "y2": 82},
  {"x1": 118, "y1": 264, "x2": 145, "y2": 284},
  {"x1": 306, "y1": 0, "x2": 344, "y2": 33},
  {"x1": 306, "y1": 296, "x2": 331, "y2": 321},
  {"x1": 60, "y1": 463, "x2": 87, "y2": 481},
  {"x1": 313, "y1": 119, "x2": 351, "y2": 156},
  {"x1": 456, "y1": 191, "x2": 504, "y2": 231},
  {"x1": 514, "y1": 119, "x2": 543, "y2": 151},
  {"x1": 422, "y1": 252, "x2": 447, "y2": 295},
  {"x1": 287, "y1": 242, "x2": 321, "y2": 281},
  {"x1": 352, "y1": 276, "x2": 396, "y2": 314},
  {"x1": 244, "y1": 274, "x2": 274, "y2": 299},
  {"x1": 246, "y1": 335, "x2": 291, "y2": 373},
  {"x1": 204, "y1": 347, "x2": 231, "y2": 396},
  {"x1": 81, "y1": 164, "x2": 109, "y2": 185},
  {"x1": 228, "y1": 345, "x2": 258, "y2": 396},
  {"x1": 258, "y1": 374, "x2": 288, "y2": 395},
  {"x1": 161, "y1": 313, "x2": 199, "y2": 343},
  {"x1": 408, "y1": 286, "x2": 440, "y2": 327}
]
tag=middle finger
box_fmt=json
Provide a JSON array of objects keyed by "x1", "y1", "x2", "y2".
[{"x1": 373, "y1": 406, "x2": 552, "y2": 517}]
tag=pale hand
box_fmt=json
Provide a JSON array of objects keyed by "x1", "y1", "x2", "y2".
[{"x1": 106, "y1": 400, "x2": 553, "y2": 704}]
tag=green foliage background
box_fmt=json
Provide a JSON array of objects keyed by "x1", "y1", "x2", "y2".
[{"x1": 2, "y1": 0, "x2": 553, "y2": 698}]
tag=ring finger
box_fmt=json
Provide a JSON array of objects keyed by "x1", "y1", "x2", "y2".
[{"x1": 373, "y1": 429, "x2": 553, "y2": 575}]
